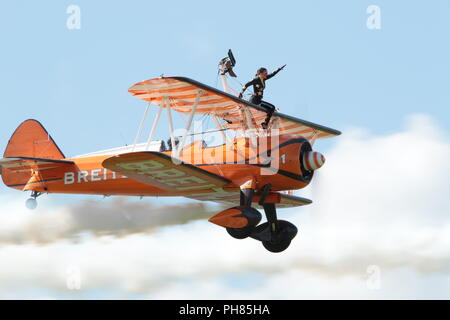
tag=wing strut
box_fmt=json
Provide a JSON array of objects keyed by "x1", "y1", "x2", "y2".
[
  {"x1": 132, "y1": 102, "x2": 151, "y2": 151},
  {"x1": 145, "y1": 103, "x2": 163, "y2": 150},
  {"x1": 175, "y1": 89, "x2": 203, "y2": 157},
  {"x1": 166, "y1": 97, "x2": 175, "y2": 153}
]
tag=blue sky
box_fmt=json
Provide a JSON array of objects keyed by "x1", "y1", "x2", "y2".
[{"x1": 1, "y1": 1, "x2": 450, "y2": 299}]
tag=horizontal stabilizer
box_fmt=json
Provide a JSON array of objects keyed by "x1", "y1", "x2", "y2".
[
  {"x1": 0, "y1": 157, "x2": 75, "y2": 189},
  {"x1": 0, "y1": 157, "x2": 74, "y2": 169}
]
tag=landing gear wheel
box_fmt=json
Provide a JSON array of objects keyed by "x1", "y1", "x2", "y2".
[
  {"x1": 225, "y1": 206, "x2": 261, "y2": 239},
  {"x1": 25, "y1": 191, "x2": 42, "y2": 210},
  {"x1": 262, "y1": 238, "x2": 291, "y2": 253},
  {"x1": 257, "y1": 220, "x2": 298, "y2": 253},
  {"x1": 226, "y1": 225, "x2": 254, "y2": 239},
  {"x1": 25, "y1": 198, "x2": 38, "y2": 210}
]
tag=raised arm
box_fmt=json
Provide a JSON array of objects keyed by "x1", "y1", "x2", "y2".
[
  {"x1": 266, "y1": 64, "x2": 286, "y2": 80},
  {"x1": 239, "y1": 78, "x2": 256, "y2": 98}
]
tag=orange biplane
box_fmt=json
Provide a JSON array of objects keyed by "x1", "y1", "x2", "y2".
[{"x1": 0, "y1": 59, "x2": 340, "y2": 252}]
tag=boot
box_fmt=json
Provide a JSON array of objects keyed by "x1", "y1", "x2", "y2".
[{"x1": 261, "y1": 113, "x2": 273, "y2": 129}]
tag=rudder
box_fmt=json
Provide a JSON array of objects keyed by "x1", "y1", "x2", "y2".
[
  {"x1": 1, "y1": 120, "x2": 66, "y2": 190},
  {"x1": 3, "y1": 119, "x2": 65, "y2": 159}
]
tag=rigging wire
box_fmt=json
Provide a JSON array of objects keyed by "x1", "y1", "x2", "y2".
[
  {"x1": 173, "y1": 127, "x2": 229, "y2": 139},
  {"x1": 229, "y1": 75, "x2": 244, "y2": 88}
]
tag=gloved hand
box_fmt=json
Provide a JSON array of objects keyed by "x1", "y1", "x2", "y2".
[
  {"x1": 278, "y1": 64, "x2": 286, "y2": 71},
  {"x1": 238, "y1": 92, "x2": 243, "y2": 99}
]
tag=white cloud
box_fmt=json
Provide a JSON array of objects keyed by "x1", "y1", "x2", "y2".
[{"x1": 0, "y1": 113, "x2": 450, "y2": 299}]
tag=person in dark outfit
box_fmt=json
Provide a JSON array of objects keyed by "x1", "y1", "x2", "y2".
[{"x1": 239, "y1": 65, "x2": 286, "y2": 128}]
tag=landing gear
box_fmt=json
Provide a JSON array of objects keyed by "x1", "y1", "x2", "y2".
[
  {"x1": 209, "y1": 184, "x2": 298, "y2": 253},
  {"x1": 25, "y1": 191, "x2": 42, "y2": 210}
]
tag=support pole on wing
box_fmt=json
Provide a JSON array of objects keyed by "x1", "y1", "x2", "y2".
[
  {"x1": 145, "y1": 104, "x2": 163, "y2": 151},
  {"x1": 220, "y1": 75, "x2": 230, "y2": 94},
  {"x1": 132, "y1": 102, "x2": 151, "y2": 151},
  {"x1": 219, "y1": 74, "x2": 238, "y2": 95},
  {"x1": 166, "y1": 97, "x2": 176, "y2": 155},
  {"x1": 175, "y1": 89, "x2": 203, "y2": 158},
  {"x1": 242, "y1": 106, "x2": 258, "y2": 147}
]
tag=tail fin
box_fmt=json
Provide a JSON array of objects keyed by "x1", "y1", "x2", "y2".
[
  {"x1": 1, "y1": 120, "x2": 66, "y2": 191},
  {"x1": 3, "y1": 119, "x2": 65, "y2": 159}
]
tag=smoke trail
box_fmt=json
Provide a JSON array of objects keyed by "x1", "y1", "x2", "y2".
[
  {"x1": 68, "y1": 198, "x2": 220, "y2": 237},
  {"x1": 0, "y1": 197, "x2": 222, "y2": 245}
]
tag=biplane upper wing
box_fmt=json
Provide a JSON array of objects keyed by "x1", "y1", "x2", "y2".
[
  {"x1": 102, "y1": 151, "x2": 231, "y2": 193},
  {"x1": 128, "y1": 76, "x2": 341, "y2": 141}
]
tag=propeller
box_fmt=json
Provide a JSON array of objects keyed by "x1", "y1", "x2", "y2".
[{"x1": 300, "y1": 148, "x2": 326, "y2": 214}]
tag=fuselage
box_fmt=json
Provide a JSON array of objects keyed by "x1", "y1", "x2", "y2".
[{"x1": 4, "y1": 135, "x2": 313, "y2": 196}]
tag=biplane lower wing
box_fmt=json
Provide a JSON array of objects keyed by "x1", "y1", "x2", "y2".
[
  {"x1": 277, "y1": 193, "x2": 312, "y2": 208},
  {"x1": 186, "y1": 188, "x2": 312, "y2": 209},
  {"x1": 102, "y1": 151, "x2": 231, "y2": 193}
]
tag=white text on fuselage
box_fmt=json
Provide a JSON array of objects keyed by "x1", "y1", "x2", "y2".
[{"x1": 64, "y1": 169, "x2": 126, "y2": 184}]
